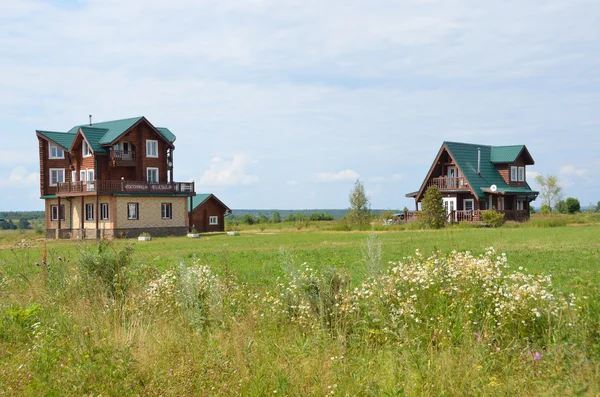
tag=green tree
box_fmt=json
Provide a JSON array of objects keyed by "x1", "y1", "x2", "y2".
[
  {"x1": 420, "y1": 186, "x2": 446, "y2": 229},
  {"x1": 241, "y1": 214, "x2": 255, "y2": 225},
  {"x1": 535, "y1": 174, "x2": 562, "y2": 211},
  {"x1": 272, "y1": 211, "x2": 281, "y2": 223},
  {"x1": 556, "y1": 200, "x2": 567, "y2": 214},
  {"x1": 18, "y1": 218, "x2": 30, "y2": 230},
  {"x1": 347, "y1": 179, "x2": 371, "y2": 225},
  {"x1": 564, "y1": 197, "x2": 581, "y2": 214},
  {"x1": 539, "y1": 204, "x2": 552, "y2": 215}
]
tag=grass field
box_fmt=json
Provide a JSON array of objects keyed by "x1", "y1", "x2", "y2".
[{"x1": 1, "y1": 222, "x2": 599, "y2": 395}]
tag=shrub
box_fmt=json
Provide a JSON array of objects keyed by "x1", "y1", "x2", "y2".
[
  {"x1": 77, "y1": 242, "x2": 134, "y2": 298},
  {"x1": 481, "y1": 209, "x2": 505, "y2": 227},
  {"x1": 419, "y1": 186, "x2": 445, "y2": 228}
]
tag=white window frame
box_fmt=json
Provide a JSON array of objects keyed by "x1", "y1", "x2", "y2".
[
  {"x1": 49, "y1": 168, "x2": 65, "y2": 186},
  {"x1": 510, "y1": 166, "x2": 518, "y2": 182},
  {"x1": 518, "y1": 166, "x2": 525, "y2": 182},
  {"x1": 146, "y1": 167, "x2": 159, "y2": 183},
  {"x1": 127, "y1": 203, "x2": 139, "y2": 220},
  {"x1": 146, "y1": 140, "x2": 158, "y2": 158},
  {"x1": 80, "y1": 170, "x2": 86, "y2": 182},
  {"x1": 463, "y1": 199, "x2": 475, "y2": 212},
  {"x1": 209, "y1": 216, "x2": 219, "y2": 225},
  {"x1": 85, "y1": 203, "x2": 94, "y2": 221},
  {"x1": 49, "y1": 143, "x2": 64, "y2": 159},
  {"x1": 100, "y1": 203, "x2": 109, "y2": 220},
  {"x1": 50, "y1": 204, "x2": 64, "y2": 221},
  {"x1": 71, "y1": 170, "x2": 77, "y2": 183},
  {"x1": 82, "y1": 140, "x2": 92, "y2": 158},
  {"x1": 161, "y1": 203, "x2": 172, "y2": 219},
  {"x1": 516, "y1": 200, "x2": 525, "y2": 211}
]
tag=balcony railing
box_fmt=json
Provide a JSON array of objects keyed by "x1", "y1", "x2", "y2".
[
  {"x1": 56, "y1": 180, "x2": 195, "y2": 196},
  {"x1": 427, "y1": 177, "x2": 469, "y2": 191},
  {"x1": 110, "y1": 149, "x2": 136, "y2": 166}
]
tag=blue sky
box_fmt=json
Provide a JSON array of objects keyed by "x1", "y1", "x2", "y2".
[{"x1": 1, "y1": 0, "x2": 599, "y2": 211}]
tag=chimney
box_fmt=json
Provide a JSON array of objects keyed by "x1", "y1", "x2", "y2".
[
  {"x1": 477, "y1": 147, "x2": 481, "y2": 175},
  {"x1": 89, "y1": 115, "x2": 92, "y2": 126}
]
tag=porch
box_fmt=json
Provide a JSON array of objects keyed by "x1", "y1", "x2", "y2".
[
  {"x1": 395, "y1": 209, "x2": 529, "y2": 224},
  {"x1": 426, "y1": 176, "x2": 469, "y2": 191}
]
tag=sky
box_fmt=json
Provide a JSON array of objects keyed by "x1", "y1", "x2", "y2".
[{"x1": 1, "y1": 0, "x2": 599, "y2": 211}]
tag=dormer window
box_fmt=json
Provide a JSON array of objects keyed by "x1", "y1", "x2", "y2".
[
  {"x1": 511, "y1": 166, "x2": 525, "y2": 182},
  {"x1": 49, "y1": 143, "x2": 64, "y2": 159},
  {"x1": 146, "y1": 140, "x2": 158, "y2": 158},
  {"x1": 82, "y1": 140, "x2": 92, "y2": 157}
]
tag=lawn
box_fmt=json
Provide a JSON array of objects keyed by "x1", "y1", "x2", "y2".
[{"x1": 1, "y1": 224, "x2": 599, "y2": 395}]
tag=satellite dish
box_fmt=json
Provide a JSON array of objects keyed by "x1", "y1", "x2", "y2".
[{"x1": 490, "y1": 184, "x2": 497, "y2": 192}]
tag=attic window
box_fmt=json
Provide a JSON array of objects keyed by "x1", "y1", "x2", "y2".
[
  {"x1": 49, "y1": 143, "x2": 64, "y2": 159},
  {"x1": 511, "y1": 166, "x2": 525, "y2": 182},
  {"x1": 82, "y1": 140, "x2": 92, "y2": 157}
]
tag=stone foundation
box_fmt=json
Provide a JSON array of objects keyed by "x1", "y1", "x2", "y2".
[{"x1": 45, "y1": 227, "x2": 188, "y2": 239}]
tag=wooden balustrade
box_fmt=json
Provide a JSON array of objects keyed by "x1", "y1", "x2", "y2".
[
  {"x1": 109, "y1": 149, "x2": 136, "y2": 166},
  {"x1": 427, "y1": 177, "x2": 468, "y2": 190},
  {"x1": 56, "y1": 180, "x2": 195, "y2": 196}
]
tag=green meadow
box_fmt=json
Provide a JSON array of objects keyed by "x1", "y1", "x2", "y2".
[{"x1": 1, "y1": 220, "x2": 599, "y2": 395}]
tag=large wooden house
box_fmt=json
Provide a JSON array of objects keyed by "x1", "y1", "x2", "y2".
[
  {"x1": 406, "y1": 142, "x2": 538, "y2": 222},
  {"x1": 36, "y1": 116, "x2": 196, "y2": 239}
]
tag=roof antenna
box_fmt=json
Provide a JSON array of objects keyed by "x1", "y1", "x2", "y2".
[
  {"x1": 89, "y1": 115, "x2": 92, "y2": 126},
  {"x1": 477, "y1": 147, "x2": 481, "y2": 175}
]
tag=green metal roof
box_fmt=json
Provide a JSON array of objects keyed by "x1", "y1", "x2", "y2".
[
  {"x1": 36, "y1": 130, "x2": 76, "y2": 150},
  {"x1": 38, "y1": 117, "x2": 177, "y2": 152},
  {"x1": 490, "y1": 145, "x2": 525, "y2": 163},
  {"x1": 444, "y1": 142, "x2": 537, "y2": 199},
  {"x1": 80, "y1": 126, "x2": 109, "y2": 154},
  {"x1": 189, "y1": 194, "x2": 231, "y2": 211},
  {"x1": 156, "y1": 127, "x2": 176, "y2": 143}
]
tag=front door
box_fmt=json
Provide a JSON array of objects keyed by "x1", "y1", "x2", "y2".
[{"x1": 443, "y1": 197, "x2": 456, "y2": 222}]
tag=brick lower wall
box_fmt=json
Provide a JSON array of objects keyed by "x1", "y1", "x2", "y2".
[{"x1": 46, "y1": 226, "x2": 187, "y2": 239}]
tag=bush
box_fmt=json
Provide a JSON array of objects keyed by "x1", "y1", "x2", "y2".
[
  {"x1": 481, "y1": 209, "x2": 505, "y2": 227},
  {"x1": 77, "y1": 242, "x2": 134, "y2": 298},
  {"x1": 419, "y1": 186, "x2": 446, "y2": 228}
]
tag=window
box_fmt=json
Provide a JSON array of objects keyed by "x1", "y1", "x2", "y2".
[
  {"x1": 49, "y1": 168, "x2": 65, "y2": 186},
  {"x1": 161, "y1": 203, "x2": 172, "y2": 219},
  {"x1": 146, "y1": 140, "x2": 158, "y2": 158},
  {"x1": 516, "y1": 200, "x2": 525, "y2": 211},
  {"x1": 49, "y1": 143, "x2": 64, "y2": 159},
  {"x1": 82, "y1": 140, "x2": 91, "y2": 157},
  {"x1": 127, "y1": 203, "x2": 139, "y2": 220},
  {"x1": 100, "y1": 203, "x2": 109, "y2": 220},
  {"x1": 518, "y1": 166, "x2": 525, "y2": 182},
  {"x1": 463, "y1": 199, "x2": 474, "y2": 212},
  {"x1": 87, "y1": 169, "x2": 95, "y2": 191},
  {"x1": 50, "y1": 205, "x2": 65, "y2": 221},
  {"x1": 85, "y1": 204, "x2": 94, "y2": 221},
  {"x1": 510, "y1": 166, "x2": 518, "y2": 181},
  {"x1": 80, "y1": 170, "x2": 86, "y2": 182},
  {"x1": 209, "y1": 216, "x2": 218, "y2": 225},
  {"x1": 146, "y1": 167, "x2": 159, "y2": 183},
  {"x1": 71, "y1": 170, "x2": 77, "y2": 183}
]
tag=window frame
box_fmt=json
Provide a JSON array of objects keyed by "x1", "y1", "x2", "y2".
[
  {"x1": 85, "y1": 203, "x2": 94, "y2": 221},
  {"x1": 161, "y1": 203, "x2": 172, "y2": 219},
  {"x1": 146, "y1": 167, "x2": 159, "y2": 183},
  {"x1": 517, "y1": 166, "x2": 525, "y2": 182},
  {"x1": 146, "y1": 140, "x2": 158, "y2": 158},
  {"x1": 127, "y1": 202, "x2": 139, "y2": 220},
  {"x1": 49, "y1": 143, "x2": 64, "y2": 159},
  {"x1": 510, "y1": 166, "x2": 518, "y2": 182},
  {"x1": 463, "y1": 199, "x2": 475, "y2": 212},
  {"x1": 50, "y1": 204, "x2": 65, "y2": 221},
  {"x1": 516, "y1": 200, "x2": 526, "y2": 211},
  {"x1": 209, "y1": 216, "x2": 219, "y2": 225},
  {"x1": 49, "y1": 168, "x2": 65, "y2": 186},
  {"x1": 100, "y1": 203, "x2": 109, "y2": 220},
  {"x1": 82, "y1": 140, "x2": 92, "y2": 158}
]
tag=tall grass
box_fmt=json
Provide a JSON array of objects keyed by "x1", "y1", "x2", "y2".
[{"x1": 1, "y1": 235, "x2": 599, "y2": 395}]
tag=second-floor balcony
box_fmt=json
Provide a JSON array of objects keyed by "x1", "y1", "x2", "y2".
[
  {"x1": 427, "y1": 176, "x2": 469, "y2": 191},
  {"x1": 110, "y1": 148, "x2": 136, "y2": 166},
  {"x1": 56, "y1": 180, "x2": 195, "y2": 197}
]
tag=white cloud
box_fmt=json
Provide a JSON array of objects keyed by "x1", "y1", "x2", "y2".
[
  {"x1": 314, "y1": 169, "x2": 359, "y2": 182},
  {"x1": 198, "y1": 155, "x2": 259, "y2": 186},
  {"x1": 0, "y1": 166, "x2": 39, "y2": 188},
  {"x1": 559, "y1": 165, "x2": 588, "y2": 177}
]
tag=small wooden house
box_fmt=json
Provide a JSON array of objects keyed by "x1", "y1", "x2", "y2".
[
  {"x1": 406, "y1": 142, "x2": 539, "y2": 222},
  {"x1": 189, "y1": 194, "x2": 231, "y2": 233}
]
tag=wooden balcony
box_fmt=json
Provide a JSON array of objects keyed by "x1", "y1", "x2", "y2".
[
  {"x1": 110, "y1": 149, "x2": 136, "y2": 166},
  {"x1": 56, "y1": 180, "x2": 195, "y2": 197},
  {"x1": 427, "y1": 177, "x2": 469, "y2": 191}
]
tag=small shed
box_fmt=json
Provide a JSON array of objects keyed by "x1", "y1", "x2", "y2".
[{"x1": 189, "y1": 194, "x2": 231, "y2": 233}]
